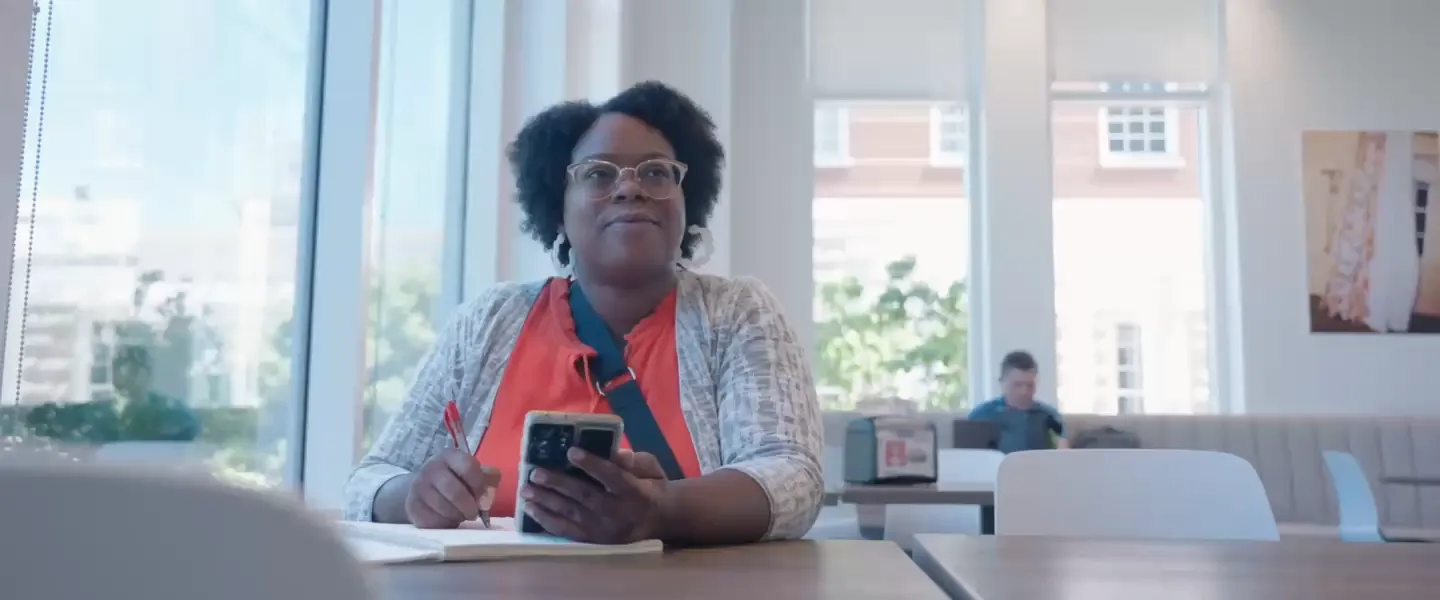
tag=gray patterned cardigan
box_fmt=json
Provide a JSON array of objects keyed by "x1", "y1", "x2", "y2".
[{"x1": 342, "y1": 271, "x2": 825, "y2": 540}]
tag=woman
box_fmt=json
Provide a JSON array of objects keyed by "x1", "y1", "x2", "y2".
[{"x1": 343, "y1": 81, "x2": 823, "y2": 545}]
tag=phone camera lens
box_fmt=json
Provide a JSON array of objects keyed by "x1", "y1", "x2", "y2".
[{"x1": 527, "y1": 423, "x2": 575, "y2": 466}]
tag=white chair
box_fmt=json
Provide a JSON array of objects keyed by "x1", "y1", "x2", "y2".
[
  {"x1": 883, "y1": 448, "x2": 1005, "y2": 549},
  {"x1": 94, "y1": 441, "x2": 214, "y2": 468},
  {"x1": 806, "y1": 446, "x2": 862, "y2": 539},
  {"x1": 996, "y1": 449, "x2": 1279, "y2": 541},
  {"x1": 1322, "y1": 450, "x2": 1432, "y2": 543},
  {"x1": 1323, "y1": 450, "x2": 1386, "y2": 543},
  {"x1": 0, "y1": 460, "x2": 376, "y2": 600}
]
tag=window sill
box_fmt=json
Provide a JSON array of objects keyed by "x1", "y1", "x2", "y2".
[
  {"x1": 928, "y1": 155, "x2": 967, "y2": 168},
  {"x1": 1099, "y1": 154, "x2": 1186, "y2": 170}
]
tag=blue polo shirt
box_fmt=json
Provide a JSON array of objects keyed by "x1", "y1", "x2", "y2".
[{"x1": 967, "y1": 397, "x2": 1066, "y2": 454}]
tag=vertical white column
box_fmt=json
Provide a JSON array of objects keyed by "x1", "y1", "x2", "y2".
[
  {"x1": 460, "y1": 0, "x2": 506, "y2": 298},
  {"x1": 495, "y1": 0, "x2": 572, "y2": 283},
  {"x1": 972, "y1": 0, "x2": 1056, "y2": 398},
  {"x1": 568, "y1": 0, "x2": 621, "y2": 104},
  {"x1": 1204, "y1": 0, "x2": 1244, "y2": 413},
  {"x1": 299, "y1": 0, "x2": 379, "y2": 506},
  {"x1": 618, "y1": 1, "x2": 812, "y2": 350},
  {"x1": 467, "y1": 0, "x2": 630, "y2": 290},
  {"x1": 0, "y1": 0, "x2": 35, "y2": 400},
  {"x1": 728, "y1": 1, "x2": 813, "y2": 352},
  {"x1": 619, "y1": 0, "x2": 734, "y2": 278}
]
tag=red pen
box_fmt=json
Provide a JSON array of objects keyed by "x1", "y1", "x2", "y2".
[{"x1": 443, "y1": 401, "x2": 491, "y2": 528}]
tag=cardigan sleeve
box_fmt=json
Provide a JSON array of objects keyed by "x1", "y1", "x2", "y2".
[
  {"x1": 340, "y1": 285, "x2": 514, "y2": 522},
  {"x1": 712, "y1": 277, "x2": 825, "y2": 540}
]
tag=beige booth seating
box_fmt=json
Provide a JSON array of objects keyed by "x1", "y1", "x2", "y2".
[{"x1": 821, "y1": 412, "x2": 1440, "y2": 538}]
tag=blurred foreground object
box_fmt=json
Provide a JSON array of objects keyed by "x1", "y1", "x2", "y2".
[{"x1": 0, "y1": 460, "x2": 376, "y2": 600}]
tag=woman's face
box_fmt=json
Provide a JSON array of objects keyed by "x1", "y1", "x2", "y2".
[{"x1": 562, "y1": 113, "x2": 686, "y2": 282}]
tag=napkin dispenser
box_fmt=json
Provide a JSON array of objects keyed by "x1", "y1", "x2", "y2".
[{"x1": 843, "y1": 416, "x2": 938, "y2": 484}]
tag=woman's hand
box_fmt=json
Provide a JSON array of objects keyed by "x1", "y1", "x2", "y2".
[
  {"x1": 404, "y1": 449, "x2": 501, "y2": 529},
  {"x1": 520, "y1": 448, "x2": 671, "y2": 544}
]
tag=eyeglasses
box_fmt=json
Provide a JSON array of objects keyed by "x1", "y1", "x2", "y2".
[{"x1": 565, "y1": 158, "x2": 688, "y2": 200}]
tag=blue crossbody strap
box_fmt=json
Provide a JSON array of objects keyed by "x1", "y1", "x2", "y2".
[{"x1": 569, "y1": 283, "x2": 687, "y2": 481}]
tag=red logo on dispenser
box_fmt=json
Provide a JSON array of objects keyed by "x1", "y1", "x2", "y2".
[{"x1": 885, "y1": 440, "x2": 908, "y2": 467}]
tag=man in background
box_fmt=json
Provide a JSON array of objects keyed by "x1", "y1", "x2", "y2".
[
  {"x1": 24, "y1": 344, "x2": 200, "y2": 443},
  {"x1": 967, "y1": 350, "x2": 1068, "y2": 453}
]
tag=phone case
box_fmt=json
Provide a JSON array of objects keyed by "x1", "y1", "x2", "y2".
[{"x1": 515, "y1": 411, "x2": 623, "y2": 534}]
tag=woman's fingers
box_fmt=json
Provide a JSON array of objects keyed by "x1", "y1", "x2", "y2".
[
  {"x1": 529, "y1": 468, "x2": 604, "y2": 506},
  {"x1": 416, "y1": 482, "x2": 467, "y2": 526},
  {"x1": 567, "y1": 448, "x2": 643, "y2": 495},
  {"x1": 432, "y1": 469, "x2": 480, "y2": 520},
  {"x1": 613, "y1": 448, "x2": 636, "y2": 471},
  {"x1": 443, "y1": 450, "x2": 500, "y2": 499},
  {"x1": 625, "y1": 451, "x2": 669, "y2": 479},
  {"x1": 522, "y1": 479, "x2": 601, "y2": 525},
  {"x1": 521, "y1": 498, "x2": 588, "y2": 541}
]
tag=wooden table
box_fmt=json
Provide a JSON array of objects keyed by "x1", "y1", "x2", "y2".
[
  {"x1": 911, "y1": 534, "x2": 1440, "y2": 599},
  {"x1": 375, "y1": 540, "x2": 948, "y2": 600},
  {"x1": 837, "y1": 482, "x2": 992, "y2": 506},
  {"x1": 824, "y1": 482, "x2": 996, "y2": 535}
]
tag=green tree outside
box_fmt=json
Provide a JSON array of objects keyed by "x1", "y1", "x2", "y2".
[
  {"x1": 255, "y1": 268, "x2": 440, "y2": 450},
  {"x1": 814, "y1": 257, "x2": 971, "y2": 412},
  {"x1": 358, "y1": 269, "x2": 441, "y2": 444},
  {"x1": 209, "y1": 268, "x2": 441, "y2": 487}
]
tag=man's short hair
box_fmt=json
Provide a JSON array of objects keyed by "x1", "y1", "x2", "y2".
[
  {"x1": 113, "y1": 344, "x2": 153, "y2": 372},
  {"x1": 1000, "y1": 350, "x2": 1039, "y2": 375}
]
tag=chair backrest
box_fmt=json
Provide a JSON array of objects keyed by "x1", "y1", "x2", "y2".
[
  {"x1": 937, "y1": 448, "x2": 1005, "y2": 482},
  {"x1": 996, "y1": 449, "x2": 1279, "y2": 541},
  {"x1": 1322, "y1": 450, "x2": 1385, "y2": 543},
  {"x1": 0, "y1": 461, "x2": 376, "y2": 600},
  {"x1": 94, "y1": 441, "x2": 213, "y2": 468}
]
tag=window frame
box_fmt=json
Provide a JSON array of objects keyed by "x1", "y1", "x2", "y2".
[
  {"x1": 813, "y1": 104, "x2": 852, "y2": 167},
  {"x1": 298, "y1": 0, "x2": 484, "y2": 507},
  {"x1": 294, "y1": 0, "x2": 381, "y2": 505},
  {"x1": 1096, "y1": 105, "x2": 1183, "y2": 169},
  {"x1": 928, "y1": 104, "x2": 967, "y2": 167}
]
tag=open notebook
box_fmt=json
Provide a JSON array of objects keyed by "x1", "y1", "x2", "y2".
[{"x1": 339, "y1": 518, "x2": 663, "y2": 564}]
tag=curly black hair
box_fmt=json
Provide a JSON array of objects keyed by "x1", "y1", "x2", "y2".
[{"x1": 506, "y1": 81, "x2": 725, "y2": 265}]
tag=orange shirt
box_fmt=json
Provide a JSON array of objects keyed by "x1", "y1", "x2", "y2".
[{"x1": 473, "y1": 278, "x2": 703, "y2": 518}]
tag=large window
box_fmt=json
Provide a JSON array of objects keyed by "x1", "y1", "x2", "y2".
[
  {"x1": 360, "y1": 0, "x2": 463, "y2": 448},
  {"x1": 813, "y1": 101, "x2": 970, "y2": 413},
  {"x1": 6, "y1": 0, "x2": 315, "y2": 487},
  {"x1": 1052, "y1": 102, "x2": 1212, "y2": 415}
]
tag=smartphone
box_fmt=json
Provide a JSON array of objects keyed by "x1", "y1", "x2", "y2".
[{"x1": 515, "y1": 411, "x2": 623, "y2": 535}]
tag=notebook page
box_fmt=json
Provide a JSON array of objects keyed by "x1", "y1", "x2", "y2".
[
  {"x1": 344, "y1": 537, "x2": 440, "y2": 565},
  {"x1": 339, "y1": 519, "x2": 662, "y2": 562}
]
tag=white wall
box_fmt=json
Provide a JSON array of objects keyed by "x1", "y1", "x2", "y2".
[{"x1": 1227, "y1": 0, "x2": 1440, "y2": 415}]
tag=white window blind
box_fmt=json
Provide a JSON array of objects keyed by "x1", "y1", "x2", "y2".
[
  {"x1": 1048, "y1": 0, "x2": 1219, "y2": 85},
  {"x1": 0, "y1": 0, "x2": 36, "y2": 388},
  {"x1": 808, "y1": 0, "x2": 968, "y2": 99}
]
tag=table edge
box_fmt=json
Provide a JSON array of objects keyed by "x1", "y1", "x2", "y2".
[
  {"x1": 911, "y1": 537, "x2": 980, "y2": 600},
  {"x1": 838, "y1": 489, "x2": 994, "y2": 506}
]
